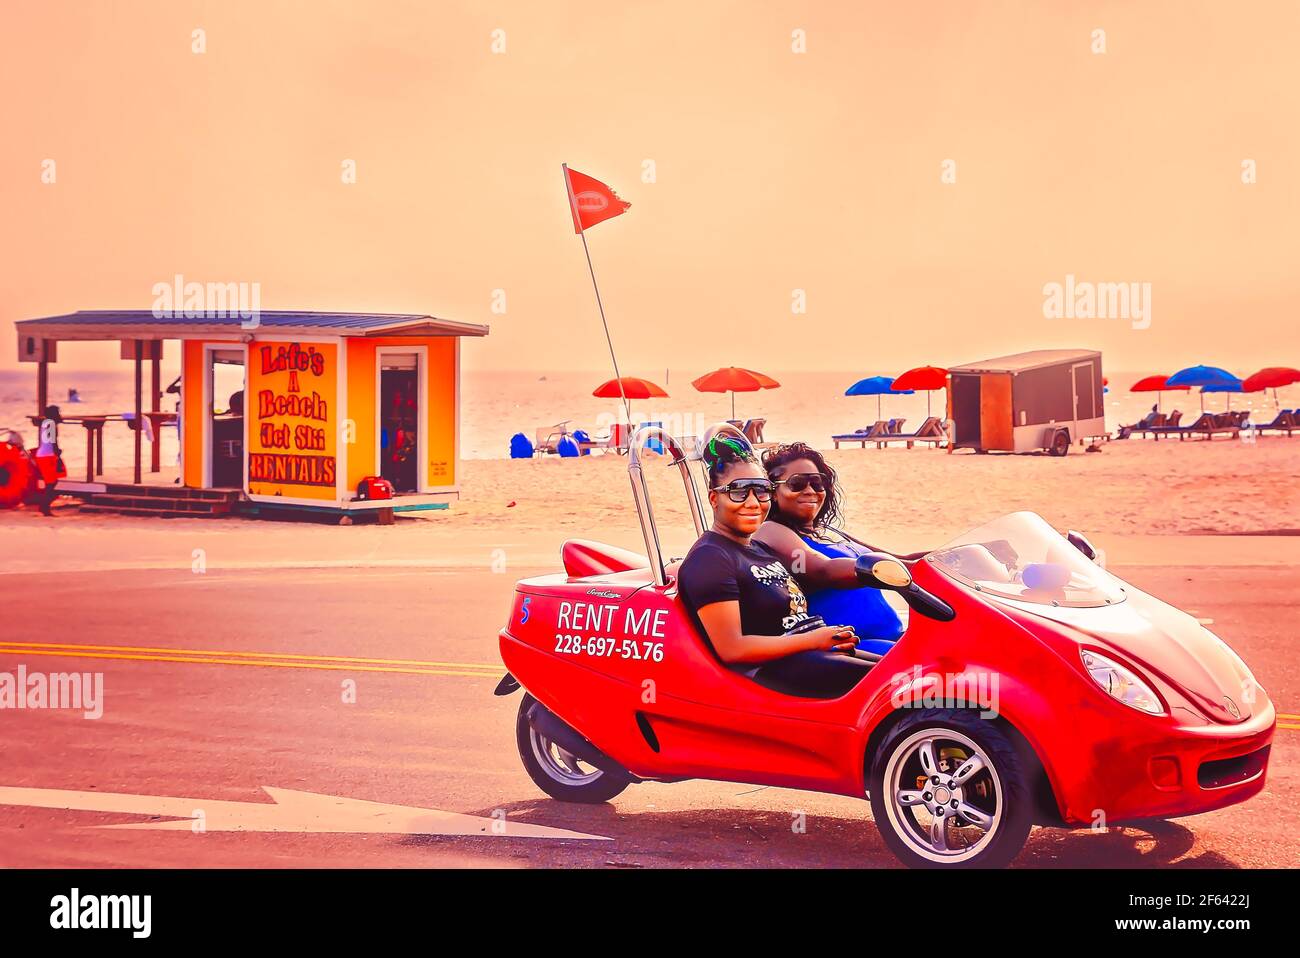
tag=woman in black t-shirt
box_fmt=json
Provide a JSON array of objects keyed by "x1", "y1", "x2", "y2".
[{"x1": 676, "y1": 436, "x2": 869, "y2": 697}]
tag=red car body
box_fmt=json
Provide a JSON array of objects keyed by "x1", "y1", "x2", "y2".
[
  {"x1": 501, "y1": 549, "x2": 1272, "y2": 823},
  {"x1": 498, "y1": 426, "x2": 1274, "y2": 864}
]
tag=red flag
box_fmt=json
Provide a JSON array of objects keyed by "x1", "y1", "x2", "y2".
[{"x1": 563, "y1": 165, "x2": 631, "y2": 233}]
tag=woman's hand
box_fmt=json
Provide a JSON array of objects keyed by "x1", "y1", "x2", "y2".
[{"x1": 803, "y1": 624, "x2": 857, "y2": 653}]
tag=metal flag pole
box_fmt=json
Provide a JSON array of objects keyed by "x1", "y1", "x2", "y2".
[{"x1": 563, "y1": 163, "x2": 632, "y2": 429}]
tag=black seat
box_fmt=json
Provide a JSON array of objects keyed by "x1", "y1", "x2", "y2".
[
  {"x1": 745, "y1": 650, "x2": 873, "y2": 699},
  {"x1": 670, "y1": 573, "x2": 874, "y2": 700}
]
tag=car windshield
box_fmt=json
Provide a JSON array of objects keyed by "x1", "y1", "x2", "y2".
[{"x1": 925, "y1": 512, "x2": 1126, "y2": 608}]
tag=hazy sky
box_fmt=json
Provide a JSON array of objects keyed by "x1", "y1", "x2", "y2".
[{"x1": 2, "y1": 1, "x2": 1297, "y2": 375}]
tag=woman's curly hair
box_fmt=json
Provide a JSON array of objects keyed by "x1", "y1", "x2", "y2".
[{"x1": 761, "y1": 441, "x2": 844, "y2": 531}]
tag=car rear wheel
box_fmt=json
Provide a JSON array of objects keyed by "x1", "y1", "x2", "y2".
[
  {"x1": 515, "y1": 695, "x2": 629, "y2": 804},
  {"x1": 869, "y1": 709, "x2": 1034, "y2": 868}
]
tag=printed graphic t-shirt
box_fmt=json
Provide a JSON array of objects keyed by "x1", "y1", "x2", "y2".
[{"x1": 676, "y1": 531, "x2": 811, "y2": 650}]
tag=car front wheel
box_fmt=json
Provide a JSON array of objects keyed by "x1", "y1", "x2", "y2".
[{"x1": 869, "y1": 709, "x2": 1034, "y2": 868}]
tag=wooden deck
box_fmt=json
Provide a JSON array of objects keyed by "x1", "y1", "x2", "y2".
[{"x1": 70, "y1": 482, "x2": 240, "y2": 518}]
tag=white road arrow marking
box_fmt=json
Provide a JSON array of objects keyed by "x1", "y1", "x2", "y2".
[{"x1": 0, "y1": 785, "x2": 610, "y2": 840}]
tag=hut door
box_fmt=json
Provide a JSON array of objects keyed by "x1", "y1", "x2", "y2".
[
  {"x1": 207, "y1": 349, "x2": 245, "y2": 489},
  {"x1": 379, "y1": 353, "x2": 420, "y2": 493}
]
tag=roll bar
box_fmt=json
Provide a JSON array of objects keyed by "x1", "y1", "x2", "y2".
[{"x1": 627, "y1": 422, "x2": 750, "y2": 587}]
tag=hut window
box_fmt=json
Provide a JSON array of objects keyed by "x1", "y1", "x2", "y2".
[{"x1": 380, "y1": 354, "x2": 418, "y2": 370}]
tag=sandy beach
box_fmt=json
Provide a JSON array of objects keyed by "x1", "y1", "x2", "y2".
[{"x1": 3, "y1": 426, "x2": 1298, "y2": 573}]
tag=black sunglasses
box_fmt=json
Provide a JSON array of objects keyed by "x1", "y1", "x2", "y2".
[
  {"x1": 776, "y1": 472, "x2": 828, "y2": 494},
  {"x1": 711, "y1": 478, "x2": 774, "y2": 503}
]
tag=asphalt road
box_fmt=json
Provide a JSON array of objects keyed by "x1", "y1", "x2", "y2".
[{"x1": 0, "y1": 564, "x2": 1295, "y2": 868}]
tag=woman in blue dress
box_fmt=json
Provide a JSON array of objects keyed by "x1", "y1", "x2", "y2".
[{"x1": 752, "y1": 442, "x2": 924, "y2": 656}]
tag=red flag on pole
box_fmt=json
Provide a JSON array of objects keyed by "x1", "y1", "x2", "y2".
[{"x1": 563, "y1": 165, "x2": 631, "y2": 233}]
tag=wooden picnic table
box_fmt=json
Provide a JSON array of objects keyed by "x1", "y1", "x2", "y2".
[
  {"x1": 29, "y1": 412, "x2": 177, "y2": 481},
  {"x1": 31, "y1": 414, "x2": 123, "y2": 481}
]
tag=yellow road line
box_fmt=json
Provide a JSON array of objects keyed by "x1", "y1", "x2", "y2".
[
  {"x1": 0, "y1": 647, "x2": 498, "y2": 677},
  {"x1": 0, "y1": 641, "x2": 500, "y2": 672},
  {"x1": 0, "y1": 645, "x2": 1295, "y2": 723}
]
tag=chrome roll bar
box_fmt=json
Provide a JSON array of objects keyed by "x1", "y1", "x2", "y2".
[{"x1": 627, "y1": 422, "x2": 751, "y2": 587}]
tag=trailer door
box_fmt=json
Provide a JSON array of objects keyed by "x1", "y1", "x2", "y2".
[
  {"x1": 1071, "y1": 360, "x2": 1095, "y2": 439},
  {"x1": 951, "y1": 374, "x2": 981, "y2": 446}
]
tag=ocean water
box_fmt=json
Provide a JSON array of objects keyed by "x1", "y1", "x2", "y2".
[{"x1": 2, "y1": 366, "x2": 1293, "y2": 470}]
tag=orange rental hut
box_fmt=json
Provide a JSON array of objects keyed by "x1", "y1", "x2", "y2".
[{"x1": 14, "y1": 310, "x2": 489, "y2": 518}]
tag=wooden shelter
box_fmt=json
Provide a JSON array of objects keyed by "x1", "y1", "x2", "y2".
[{"x1": 14, "y1": 309, "x2": 488, "y2": 517}]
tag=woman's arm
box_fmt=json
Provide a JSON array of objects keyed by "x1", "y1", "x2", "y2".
[
  {"x1": 752, "y1": 522, "x2": 858, "y2": 590},
  {"x1": 695, "y1": 601, "x2": 855, "y2": 664},
  {"x1": 826, "y1": 525, "x2": 928, "y2": 562}
]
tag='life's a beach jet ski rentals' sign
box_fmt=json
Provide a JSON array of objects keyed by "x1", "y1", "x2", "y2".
[{"x1": 247, "y1": 342, "x2": 338, "y2": 499}]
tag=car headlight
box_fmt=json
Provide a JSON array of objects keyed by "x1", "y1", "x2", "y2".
[{"x1": 1081, "y1": 650, "x2": 1165, "y2": 716}]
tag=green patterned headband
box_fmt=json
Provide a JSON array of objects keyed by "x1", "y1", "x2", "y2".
[{"x1": 702, "y1": 434, "x2": 755, "y2": 466}]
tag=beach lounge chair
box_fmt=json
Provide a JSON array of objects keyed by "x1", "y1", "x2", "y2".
[
  {"x1": 740, "y1": 418, "x2": 775, "y2": 450},
  {"x1": 1146, "y1": 410, "x2": 1183, "y2": 440},
  {"x1": 831, "y1": 421, "x2": 891, "y2": 449},
  {"x1": 577, "y1": 423, "x2": 631, "y2": 455},
  {"x1": 1255, "y1": 410, "x2": 1297, "y2": 436},
  {"x1": 534, "y1": 420, "x2": 572, "y2": 456},
  {"x1": 1175, "y1": 412, "x2": 1239, "y2": 440},
  {"x1": 879, "y1": 416, "x2": 950, "y2": 449},
  {"x1": 885, "y1": 418, "x2": 907, "y2": 435},
  {"x1": 1174, "y1": 412, "x2": 1216, "y2": 439},
  {"x1": 1117, "y1": 411, "x2": 1167, "y2": 439}
]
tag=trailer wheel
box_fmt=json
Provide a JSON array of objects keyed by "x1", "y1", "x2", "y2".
[{"x1": 1048, "y1": 429, "x2": 1070, "y2": 457}]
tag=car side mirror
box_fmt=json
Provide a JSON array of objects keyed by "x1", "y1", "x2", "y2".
[{"x1": 1067, "y1": 530, "x2": 1098, "y2": 563}]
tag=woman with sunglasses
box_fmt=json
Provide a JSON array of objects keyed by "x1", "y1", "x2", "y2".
[
  {"x1": 675, "y1": 436, "x2": 871, "y2": 698},
  {"x1": 754, "y1": 442, "x2": 921, "y2": 655}
]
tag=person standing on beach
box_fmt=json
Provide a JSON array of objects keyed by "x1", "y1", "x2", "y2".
[
  {"x1": 33, "y1": 404, "x2": 64, "y2": 516},
  {"x1": 166, "y1": 376, "x2": 183, "y2": 478}
]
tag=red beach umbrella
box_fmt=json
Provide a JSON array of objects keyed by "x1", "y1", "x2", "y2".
[
  {"x1": 1241, "y1": 367, "x2": 1300, "y2": 407},
  {"x1": 692, "y1": 367, "x2": 780, "y2": 419},
  {"x1": 1130, "y1": 374, "x2": 1190, "y2": 411},
  {"x1": 891, "y1": 365, "x2": 948, "y2": 418},
  {"x1": 591, "y1": 376, "x2": 669, "y2": 400},
  {"x1": 591, "y1": 376, "x2": 668, "y2": 429},
  {"x1": 1241, "y1": 367, "x2": 1300, "y2": 392}
]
